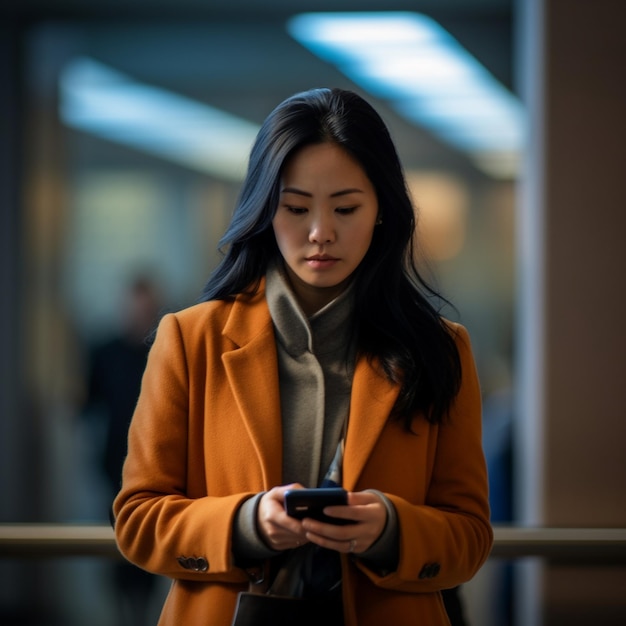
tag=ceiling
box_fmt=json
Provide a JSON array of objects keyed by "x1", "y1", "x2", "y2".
[{"x1": 6, "y1": 0, "x2": 516, "y2": 180}]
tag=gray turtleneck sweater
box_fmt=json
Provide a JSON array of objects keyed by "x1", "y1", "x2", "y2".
[{"x1": 266, "y1": 259, "x2": 356, "y2": 488}]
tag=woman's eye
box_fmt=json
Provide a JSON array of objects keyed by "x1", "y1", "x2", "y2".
[
  {"x1": 335, "y1": 206, "x2": 357, "y2": 215},
  {"x1": 286, "y1": 205, "x2": 308, "y2": 214}
]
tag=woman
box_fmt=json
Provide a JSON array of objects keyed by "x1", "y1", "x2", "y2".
[{"x1": 113, "y1": 88, "x2": 493, "y2": 625}]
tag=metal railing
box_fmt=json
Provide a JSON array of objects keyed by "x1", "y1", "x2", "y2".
[{"x1": 1, "y1": 524, "x2": 625, "y2": 563}]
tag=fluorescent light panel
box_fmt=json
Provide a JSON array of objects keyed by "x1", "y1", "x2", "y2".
[
  {"x1": 59, "y1": 57, "x2": 260, "y2": 181},
  {"x1": 288, "y1": 12, "x2": 524, "y2": 178}
]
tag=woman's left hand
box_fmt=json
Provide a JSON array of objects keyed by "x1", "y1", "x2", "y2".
[{"x1": 301, "y1": 490, "x2": 387, "y2": 554}]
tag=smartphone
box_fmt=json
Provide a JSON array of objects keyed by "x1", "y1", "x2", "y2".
[{"x1": 284, "y1": 487, "x2": 354, "y2": 525}]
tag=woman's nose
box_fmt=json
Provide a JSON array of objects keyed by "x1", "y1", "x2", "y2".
[{"x1": 308, "y1": 214, "x2": 335, "y2": 244}]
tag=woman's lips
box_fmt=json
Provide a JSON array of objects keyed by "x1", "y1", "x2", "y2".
[{"x1": 305, "y1": 256, "x2": 339, "y2": 269}]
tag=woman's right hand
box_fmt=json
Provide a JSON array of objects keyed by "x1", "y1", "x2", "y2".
[{"x1": 257, "y1": 483, "x2": 309, "y2": 551}]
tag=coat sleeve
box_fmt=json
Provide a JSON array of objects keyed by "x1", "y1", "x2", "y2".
[
  {"x1": 355, "y1": 324, "x2": 493, "y2": 592},
  {"x1": 112, "y1": 313, "x2": 253, "y2": 583}
]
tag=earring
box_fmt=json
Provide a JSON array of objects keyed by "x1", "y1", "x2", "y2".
[{"x1": 376, "y1": 216, "x2": 383, "y2": 225}]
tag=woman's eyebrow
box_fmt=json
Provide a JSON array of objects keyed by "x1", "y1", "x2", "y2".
[{"x1": 280, "y1": 186, "x2": 364, "y2": 198}]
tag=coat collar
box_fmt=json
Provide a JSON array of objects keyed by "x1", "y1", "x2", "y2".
[{"x1": 222, "y1": 278, "x2": 273, "y2": 348}]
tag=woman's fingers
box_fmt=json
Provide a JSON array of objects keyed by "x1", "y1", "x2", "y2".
[
  {"x1": 301, "y1": 491, "x2": 388, "y2": 553},
  {"x1": 256, "y1": 487, "x2": 387, "y2": 553},
  {"x1": 257, "y1": 484, "x2": 308, "y2": 550}
]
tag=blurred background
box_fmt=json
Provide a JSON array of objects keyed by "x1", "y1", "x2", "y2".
[{"x1": 0, "y1": 0, "x2": 624, "y2": 624}]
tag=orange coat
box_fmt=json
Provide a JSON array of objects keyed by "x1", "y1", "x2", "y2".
[{"x1": 113, "y1": 280, "x2": 493, "y2": 625}]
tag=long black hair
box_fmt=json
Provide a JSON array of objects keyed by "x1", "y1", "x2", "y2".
[{"x1": 201, "y1": 88, "x2": 461, "y2": 427}]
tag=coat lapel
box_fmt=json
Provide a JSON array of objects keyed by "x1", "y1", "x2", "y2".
[
  {"x1": 222, "y1": 284, "x2": 284, "y2": 489},
  {"x1": 343, "y1": 357, "x2": 400, "y2": 490}
]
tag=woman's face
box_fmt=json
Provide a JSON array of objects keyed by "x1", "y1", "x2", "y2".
[{"x1": 272, "y1": 142, "x2": 379, "y2": 315}]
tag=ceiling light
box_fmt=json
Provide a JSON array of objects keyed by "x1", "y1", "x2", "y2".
[
  {"x1": 288, "y1": 12, "x2": 525, "y2": 178},
  {"x1": 59, "y1": 57, "x2": 260, "y2": 181}
]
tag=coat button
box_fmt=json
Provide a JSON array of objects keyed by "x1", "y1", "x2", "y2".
[
  {"x1": 177, "y1": 556, "x2": 192, "y2": 569},
  {"x1": 418, "y1": 563, "x2": 441, "y2": 579},
  {"x1": 177, "y1": 555, "x2": 208, "y2": 571}
]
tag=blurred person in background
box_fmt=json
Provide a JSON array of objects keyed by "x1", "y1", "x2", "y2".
[
  {"x1": 83, "y1": 274, "x2": 164, "y2": 626},
  {"x1": 113, "y1": 88, "x2": 492, "y2": 626}
]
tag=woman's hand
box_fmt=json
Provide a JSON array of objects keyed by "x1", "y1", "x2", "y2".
[
  {"x1": 257, "y1": 484, "x2": 309, "y2": 551},
  {"x1": 301, "y1": 490, "x2": 387, "y2": 554}
]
